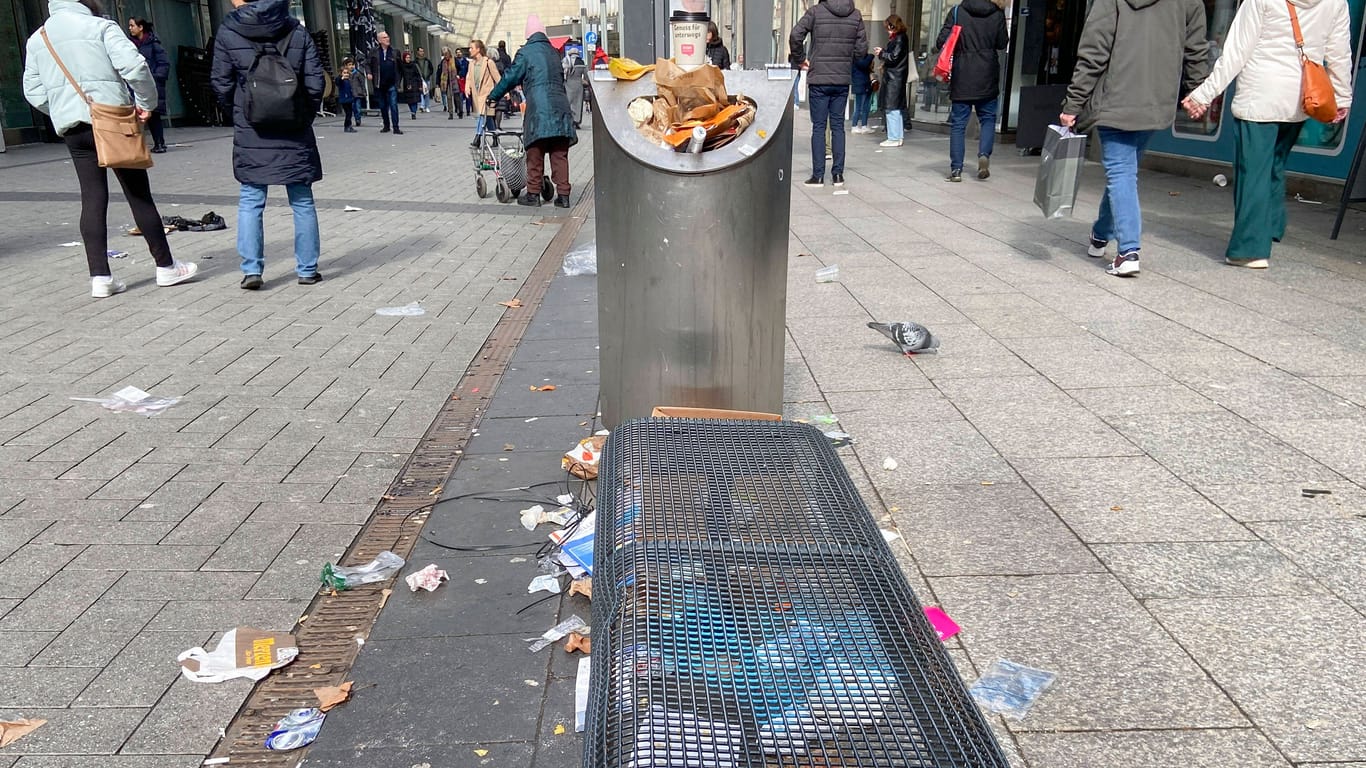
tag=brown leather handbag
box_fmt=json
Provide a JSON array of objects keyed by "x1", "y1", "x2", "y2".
[
  {"x1": 1286, "y1": 2, "x2": 1338, "y2": 123},
  {"x1": 41, "y1": 27, "x2": 153, "y2": 169}
]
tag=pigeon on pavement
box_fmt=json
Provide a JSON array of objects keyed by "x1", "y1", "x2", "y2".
[{"x1": 867, "y1": 321, "x2": 940, "y2": 355}]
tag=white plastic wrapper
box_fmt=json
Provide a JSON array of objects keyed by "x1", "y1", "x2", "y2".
[
  {"x1": 563, "y1": 242, "x2": 597, "y2": 276},
  {"x1": 178, "y1": 628, "x2": 298, "y2": 683},
  {"x1": 71, "y1": 385, "x2": 179, "y2": 416},
  {"x1": 375, "y1": 302, "x2": 425, "y2": 317}
]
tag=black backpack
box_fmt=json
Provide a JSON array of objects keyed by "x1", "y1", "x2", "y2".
[{"x1": 244, "y1": 33, "x2": 312, "y2": 128}]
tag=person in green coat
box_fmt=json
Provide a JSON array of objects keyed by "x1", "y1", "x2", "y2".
[{"x1": 488, "y1": 14, "x2": 578, "y2": 208}]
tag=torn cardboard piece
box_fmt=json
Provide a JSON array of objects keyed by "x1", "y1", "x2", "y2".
[
  {"x1": 0, "y1": 718, "x2": 46, "y2": 748},
  {"x1": 179, "y1": 627, "x2": 299, "y2": 683},
  {"x1": 314, "y1": 681, "x2": 354, "y2": 712}
]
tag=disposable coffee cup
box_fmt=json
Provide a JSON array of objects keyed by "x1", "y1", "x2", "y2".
[{"x1": 671, "y1": 11, "x2": 708, "y2": 71}]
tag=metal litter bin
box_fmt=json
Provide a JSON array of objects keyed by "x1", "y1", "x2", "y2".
[{"x1": 591, "y1": 70, "x2": 795, "y2": 428}]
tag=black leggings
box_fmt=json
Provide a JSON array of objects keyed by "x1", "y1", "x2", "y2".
[{"x1": 65, "y1": 123, "x2": 174, "y2": 276}]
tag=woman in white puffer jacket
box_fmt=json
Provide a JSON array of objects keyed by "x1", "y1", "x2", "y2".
[
  {"x1": 1181, "y1": 0, "x2": 1352, "y2": 268},
  {"x1": 23, "y1": 0, "x2": 196, "y2": 298}
]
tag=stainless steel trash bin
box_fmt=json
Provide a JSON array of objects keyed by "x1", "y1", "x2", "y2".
[{"x1": 591, "y1": 70, "x2": 795, "y2": 428}]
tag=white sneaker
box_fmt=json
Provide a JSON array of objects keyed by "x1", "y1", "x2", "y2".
[
  {"x1": 156, "y1": 260, "x2": 199, "y2": 287},
  {"x1": 1225, "y1": 257, "x2": 1269, "y2": 269},
  {"x1": 91, "y1": 275, "x2": 127, "y2": 298},
  {"x1": 879, "y1": 139, "x2": 903, "y2": 148}
]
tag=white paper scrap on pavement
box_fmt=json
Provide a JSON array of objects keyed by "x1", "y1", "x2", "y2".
[{"x1": 575, "y1": 656, "x2": 592, "y2": 732}]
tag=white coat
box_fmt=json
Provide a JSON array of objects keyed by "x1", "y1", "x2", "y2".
[
  {"x1": 1188, "y1": 0, "x2": 1353, "y2": 122},
  {"x1": 22, "y1": 0, "x2": 158, "y2": 137}
]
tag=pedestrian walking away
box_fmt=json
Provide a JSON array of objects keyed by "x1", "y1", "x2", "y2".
[
  {"x1": 850, "y1": 51, "x2": 874, "y2": 133},
  {"x1": 399, "y1": 50, "x2": 422, "y2": 119},
  {"x1": 465, "y1": 39, "x2": 501, "y2": 147},
  {"x1": 457, "y1": 49, "x2": 472, "y2": 116},
  {"x1": 127, "y1": 16, "x2": 169, "y2": 153},
  {"x1": 1060, "y1": 0, "x2": 1209, "y2": 277},
  {"x1": 415, "y1": 46, "x2": 435, "y2": 112},
  {"x1": 488, "y1": 15, "x2": 577, "y2": 208},
  {"x1": 790, "y1": 0, "x2": 867, "y2": 187},
  {"x1": 935, "y1": 0, "x2": 1007, "y2": 180},
  {"x1": 437, "y1": 47, "x2": 460, "y2": 119},
  {"x1": 367, "y1": 30, "x2": 402, "y2": 133},
  {"x1": 706, "y1": 21, "x2": 731, "y2": 70},
  {"x1": 23, "y1": 0, "x2": 197, "y2": 298},
  {"x1": 1182, "y1": 0, "x2": 1352, "y2": 268},
  {"x1": 211, "y1": 0, "x2": 325, "y2": 290},
  {"x1": 338, "y1": 57, "x2": 359, "y2": 131},
  {"x1": 876, "y1": 14, "x2": 910, "y2": 147}
]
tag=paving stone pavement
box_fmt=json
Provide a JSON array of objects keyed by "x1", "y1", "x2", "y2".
[
  {"x1": 3, "y1": 100, "x2": 1365, "y2": 768},
  {"x1": 0, "y1": 112, "x2": 592, "y2": 764}
]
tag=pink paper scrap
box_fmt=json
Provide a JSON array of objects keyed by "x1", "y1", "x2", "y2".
[
  {"x1": 924, "y1": 606, "x2": 961, "y2": 641},
  {"x1": 404, "y1": 564, "x2": 449, "y2": 592}
]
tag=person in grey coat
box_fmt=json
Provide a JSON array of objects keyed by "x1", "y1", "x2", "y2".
[
  {"x1": 211, "y1": 0, "x2": 325, "y2": 289},
  {"x1": 790, "y1": 0, "x2": 867, "y2": 187},
  {"x1": 489, "y1": 14, "x2": 578, "y2": 209},
  {"x1": 1060, "y1": 0, "x2": 1208, "y2": 277}
]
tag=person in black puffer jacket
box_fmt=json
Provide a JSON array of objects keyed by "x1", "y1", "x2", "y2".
[
  {"x1": 211, "y1": 0, "x2": 325, "y2": 289},
  {"x1": 790, "y1": 0, "x2": 867, "y2": 187},
  {"x1": 935, "y1": 0, "x2": 1008, "y2": 181},
  {"x1": 705, "y1": 21, "x2": 730, "y2": 70}
]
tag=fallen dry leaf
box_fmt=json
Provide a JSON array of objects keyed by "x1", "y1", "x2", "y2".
[
  {"x1": 554, "y1": 723, "x2": 567, "y2": 735},
  {"x1": 530, "y1": 385, "x2": 556, "y2": 392},
  {"x1": 309, "y1": 663, "x2": 323, "y2": 669},
  {"x1": 0, "y1": 719, "x2": 47, "y2": 748},
  {"x1": 568, "y1": 578, "x2": 593, "y2": 600},
  {"x1": 314, "y1": 681, "x2": 354, "y2": 712},
  {"x1": 503, "y1": 443, "x2": 516, "y2": 452},
  {"x1": 474, "y1": 748, "x2": 490, "y2": 757},
  {"x1": 1110, "y1": 505, "x2": 1124, "y2": 511},
  {"x1": 498, "y1": 299, "x2": 523, "y2": 309}
]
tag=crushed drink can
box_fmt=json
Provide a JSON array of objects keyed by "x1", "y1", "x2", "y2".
[{"x1": 264, "y1": 708, "x2": 326, "y2": 751}]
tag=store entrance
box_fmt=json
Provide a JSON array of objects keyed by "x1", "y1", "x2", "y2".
[{"x1": 1003, "y1": 0, "x2": 1088, "y2": 130}]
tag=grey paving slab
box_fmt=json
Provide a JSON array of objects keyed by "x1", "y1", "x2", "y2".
[
  {"x1": 245, "y1": 523, "x2": 360, "y2": 599},
  {"x1": 482, "y1": 383, "x2": 599, "y2": 419},
  {"x1": 1147, "y1": 596, "x2": 1366, "y2": 762},
  {"x1": 1195, "y1": 480, "x2": 1366, "y2": 522},
  {"x1": 0, "y1": 571, "x2": 113, "y2": 632},
  {"x1": 0, "y1": 631, "x2": 56, "y2": 666},
  {"x1": 33, "y1": 521, "x2": 175, "y2": 546},
  {"x1": 1111, "y1": 412, "x2": 1341, "y2": 485},
  {"x1": 63, "y1": 545, "x2": 214, "y2": 572},
  {"x1": 464, "y1": 415, "x2": 593, "y2": 456},
  {"x1": 0, "y1": 707, "x2": 148, "y2": 755},
  {"x1": 1257, "y1": 417, "x2": 1366, "y2": 481},
  {"x1": 74, "y1": 631, "x2": 209, "y2": 707},
  {"x1": 118, "y1": 482, "x2": 222, "y2": 521},
  {"x1": 1015, "y1": 729, "x2": 1291, "y2": 768},
  {"x1": 0, "y1": 545, "x2": 87, "y2": 601},
  {"x1": 0, "y1": 667, "x2": 101, "y2": 707},
  {"x1": 144, "y1": 598, "x2": 305, "y2": 632},
  {"x1": 1251, "y1": 519, "x2": 1366, "y2": 613},
  {"x1": 933, "y1": 574, "x2": 1246, "y2": 732},
  {"x1": 884, "y1": 483, "x2": 1103, "y2": 576},
  {"x1": 1304, "y1": 375, "x2": 1366, "y2": 407},
  {"x1": 13, "y1": 758, "x2": 202, "y2": 768},
  {"x1": 789, "y1": 315, "x2": 937, "y2": 392},
  {"x1": 1067, "y1": 383, "x2": 1223, "y2": 417},
  {"x1": 1093, "y1": 541, "x2": 1326, "y2": 599},
  {"x1": 30, "y1": 598, "x2": 165, "y2": 668},
  {"x1": 0, "y1": 520, "x2": 51, "y2": 562},
  {"x1": 121, "y1": 677, "x2": 255, "y2": 755},
  {"x1": 1179, "y1": 369, "x2": 1364, "y2": 421},
  {"x1": 199, "y1": 520, "x2": 298, "y2": 571}
]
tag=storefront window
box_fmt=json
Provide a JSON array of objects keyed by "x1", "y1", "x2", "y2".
[{"x1": 1298, "y1": 0, "x2": 1363, "y2": 151}]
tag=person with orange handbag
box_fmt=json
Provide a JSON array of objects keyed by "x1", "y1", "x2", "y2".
[{"x1": 1181, "y1": 0, "x2": 1352, "y2": 268}]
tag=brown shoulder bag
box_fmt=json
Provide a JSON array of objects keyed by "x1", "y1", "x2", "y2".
[
  {"x1": 1286, "y1": 2, "x2": 1338, "y2": 123},
  {"x1": 41, "y1": 27, "x2": 153, "y2": 169}
]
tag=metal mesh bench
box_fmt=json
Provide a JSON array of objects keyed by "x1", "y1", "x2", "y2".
[{"x1": 585, "y1": 419, "x2": 1009, "y2": 768}]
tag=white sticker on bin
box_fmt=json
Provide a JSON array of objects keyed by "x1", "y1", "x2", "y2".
[{"x1": 738, "y1": 144, "x2": 757, "y2": 157}]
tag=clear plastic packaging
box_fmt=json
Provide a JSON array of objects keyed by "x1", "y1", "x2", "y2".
[
  {"x1": 375, "y1": 302, "x2": 425, "y2": 317},
  {"x1": 264, "y1": 708, "x2": 326, "y2": 751},
  {"x1": 563, "y1": 242, "x2": 597, "y2": 276},
  {"x1": 320, "y1": 550, "x2": 406, "y2": 590},
  {"x1": 528, "y1": 614, "x2": 590, "y2": 652},
  {"x1": 71, "y1": 385, "x2": 179, "y2": 416},
  {"x1": 968, "y1": 659, "x2": 1056, "y2": 719},
  {"x1": 814, "y1": 265, "x2": 839, "y2": 283}
]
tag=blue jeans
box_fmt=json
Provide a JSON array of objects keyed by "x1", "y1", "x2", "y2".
[
  {"x1": 886, "y1": 108, "x2": 904, "y2": 141},
  {"x1": 474, "y1": 114, "x2": 488, "y2": 136},
  {"x1": 852, "y1": 91, "x2": 871, "y2": 127},
  {"x1": 808, "y1": 84, "x2": 848, "y2": 177},
  {"x1": 1093, "y1": 128, "x2": 1155, "y2": 255},
  {"x1": 949, "y1": 98, "x2": 998, "y2": 171},
  {"x1": 351, "y1": 102, "x2": 363, "y2": 125},
  {"x1": 376, "y1": 86, "x2": 400, "y2": 128},
  {"x1": 237, "y1": 183, "x2": 320, "y2": 278}
]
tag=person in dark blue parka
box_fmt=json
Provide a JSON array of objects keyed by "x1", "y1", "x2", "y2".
[
  {"x1": 211, "y1": 0, "x2": 324, "y2": 289},
  {"x1": 127, "y1": 17, "x2": 169, "y2": 152}
]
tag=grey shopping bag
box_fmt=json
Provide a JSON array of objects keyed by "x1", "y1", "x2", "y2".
[{"x1": 1034, "y1": 125, "x2": 1087, "y2": 219}]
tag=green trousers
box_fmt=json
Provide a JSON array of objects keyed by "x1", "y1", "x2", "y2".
[{"x1": 1228, "y1": 118, "x2": 1303, "y2": 260}]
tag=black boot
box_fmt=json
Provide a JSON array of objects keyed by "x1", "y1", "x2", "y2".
[{"x1": 517, "y1": 193, "x2": 541, "y2": 207}]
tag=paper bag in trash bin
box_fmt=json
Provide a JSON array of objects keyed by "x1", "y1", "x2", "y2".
[
  {"x1": 653, "y1": 58, "x2": 728, "y2": 122},
  {"x1": 178, "y1": 627, "x2": 299, "y2": 682},
  {"x1": 1034, "y1": 125, "x2": 1087, "y2": 219}
]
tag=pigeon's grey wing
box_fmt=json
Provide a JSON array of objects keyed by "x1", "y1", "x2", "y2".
[{"x1": 866, "y1": 321, "x2": 898, "y2": 342}]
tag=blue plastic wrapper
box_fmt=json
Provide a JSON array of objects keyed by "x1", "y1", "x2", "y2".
[
  {"x1": 969, "y1": 659, "x2": 1056, "y2": 719},
  {"x1": 264, "y1": 708, "x2": 326, "y2": 751}
]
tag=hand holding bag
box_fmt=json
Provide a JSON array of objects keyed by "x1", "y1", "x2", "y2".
[
  {"x1": 932, "y1": 6, "x2": 961, "y2": 83},
  {"x1": 1034, "y1": 125, "x2": 1087, "y2": 219},
  {"x1": 41, "y1": 28, "x2": 152, "y2": 169},
  {"x1": 1286, "y1": 1, "x2": 1337, "y2": 123}
]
